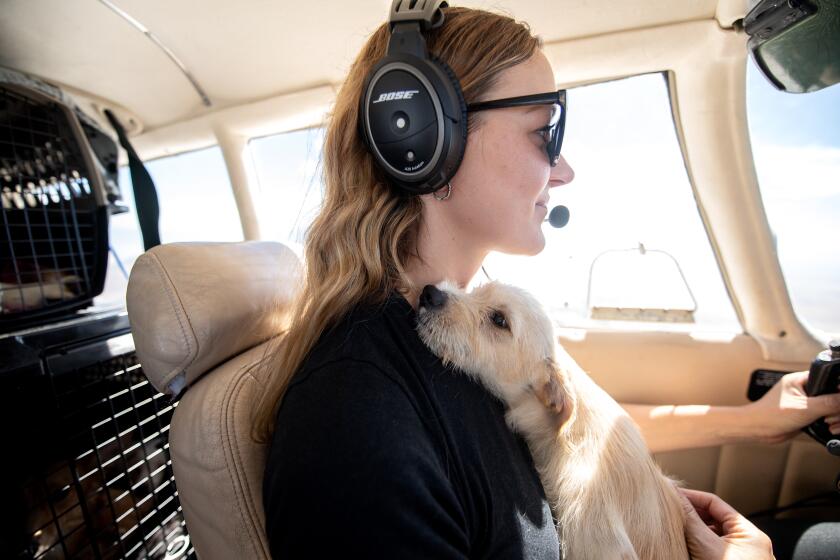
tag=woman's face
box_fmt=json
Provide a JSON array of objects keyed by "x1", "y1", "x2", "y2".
[{"x1": 439, "y1": 50, "x2": 575, "y2": 256}]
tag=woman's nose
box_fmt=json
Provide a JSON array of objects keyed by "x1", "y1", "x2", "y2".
[{"x1": 549, "y1": 154, "x2": 574, "y2": 187}]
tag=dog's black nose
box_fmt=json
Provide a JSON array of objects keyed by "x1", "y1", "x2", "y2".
[{"x1": 419, "y1": 285, "x2": 448, "y2": 310}]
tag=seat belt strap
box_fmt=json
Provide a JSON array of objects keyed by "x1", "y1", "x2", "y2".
[{"x1": 104, "y1": 109, "x2": 161, "y2": 251}]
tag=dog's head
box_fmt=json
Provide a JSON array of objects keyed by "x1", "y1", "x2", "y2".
[{"x1": 416, "y1": 280, "x2": 571, "y2": 419}]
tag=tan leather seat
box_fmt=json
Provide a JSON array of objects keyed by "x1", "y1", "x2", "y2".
[{"x1": 126, "y1": 241, "x2": 301, "y2": 560}]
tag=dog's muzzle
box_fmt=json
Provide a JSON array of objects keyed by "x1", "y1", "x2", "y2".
[{"x1": 419, "y1": 284, "x2": 448, "y2": 310}]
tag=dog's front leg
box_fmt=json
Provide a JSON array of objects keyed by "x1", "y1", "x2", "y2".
[{"x1": 563, "y1": 517, "x2": 639, "y2": 560}]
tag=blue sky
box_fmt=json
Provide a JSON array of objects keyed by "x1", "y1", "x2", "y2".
[
  {"x1": 746, "y1": 62, "x2": 840, "y2": 147},
  {"x1": 745, "y1": 62, "x2": 840, "y2": 336}
]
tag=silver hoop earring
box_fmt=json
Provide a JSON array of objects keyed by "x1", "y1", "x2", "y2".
[{"x1": 433, "y1": 181, "x2": 453, "y2": 201}]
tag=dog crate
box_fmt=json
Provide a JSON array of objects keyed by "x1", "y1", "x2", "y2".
[
  {"x1": 1, "y1": 68, "x2": 194, "y2": 559},
  {"x1": 0, "y1": 68, "x2": 112, "y2": 333},
  {"x1": 0, "y1": 314, "x2": 195, "y2": 560}
]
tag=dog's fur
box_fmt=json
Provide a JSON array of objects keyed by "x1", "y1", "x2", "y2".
[
  {"x1": 416, "y1": 280, "x2": 688, "y2": 560},
  {"x1": 0, "y1": 268, "x2": 80, "y2": 312}
]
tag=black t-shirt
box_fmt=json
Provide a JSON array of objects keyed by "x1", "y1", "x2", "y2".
[{"x1": 263, "y1": 290, "x2": 560, "y2": 559}]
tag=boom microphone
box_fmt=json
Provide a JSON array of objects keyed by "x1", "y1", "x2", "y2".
[{"x1": 544, "y1": 205, "x2": 570, "y2": 228}]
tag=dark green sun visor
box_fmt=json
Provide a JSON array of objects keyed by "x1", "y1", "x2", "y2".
[{"x1": 745, "y1": 0, "x2": 840, "y2": 93}]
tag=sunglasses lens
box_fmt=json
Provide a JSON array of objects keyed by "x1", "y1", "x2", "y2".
[{"x1": 546, "y1": 103, "x2": 564, "y2": 166}]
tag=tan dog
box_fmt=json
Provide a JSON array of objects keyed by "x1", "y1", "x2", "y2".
[{"x1": 416, "y1": 280, "x2": 688, "y2": 560}]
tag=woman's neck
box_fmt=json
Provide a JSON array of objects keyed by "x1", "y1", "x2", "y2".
[{"x1": 400, "y1": 210, "x2": 488, "y2": 310}]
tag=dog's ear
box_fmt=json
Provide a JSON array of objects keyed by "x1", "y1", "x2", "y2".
[{"x1": 535, "y1": 357, "x2": 565, "y2": 414}]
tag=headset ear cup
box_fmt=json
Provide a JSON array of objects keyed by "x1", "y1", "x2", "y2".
[
  {"x1": 429, "y1": 54, "x2": 468, "y2": 152},
  {"x1": 427, "y1": 55, "x2": 467, "y2": 188},
  {"x1": 356, "y1": 92, "x2": 371, "y2": 151},
  {"x1": 356, "y1": 112, "x2": 369, "y2": 151}
]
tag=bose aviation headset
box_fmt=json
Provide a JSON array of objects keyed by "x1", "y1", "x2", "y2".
[{"x1": 358, "y1": 0, "x2": 466, "y2": 196}]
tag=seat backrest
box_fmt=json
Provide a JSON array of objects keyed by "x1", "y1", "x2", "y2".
[{"x1": 126, "y1": 241, "x2": 301, "y2": 559}]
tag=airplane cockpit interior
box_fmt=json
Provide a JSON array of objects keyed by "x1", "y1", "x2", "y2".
[{"x1": 1, "y1": 1, "x2": 839, "y2": 559}]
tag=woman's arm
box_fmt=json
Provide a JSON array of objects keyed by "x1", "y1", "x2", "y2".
[
  {"x1": 622, "y1": 403, "x2": 751, "y2": 453},
  {"x1": 622, "y1": 371, "x2": 840, "y2": 453}
]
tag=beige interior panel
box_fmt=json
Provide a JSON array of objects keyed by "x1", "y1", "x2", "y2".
[
  {"x1": 559, "y1": 330, "x2": 775, "y2": 406},
  {"x1": 560, "y1": 330, "x2": 838, "y2": 514},
  {"x1": 777, "y1": 441, "x2": 840, "y2": 519},
  {"x1": 0, "y1": 0, "x2": 728, "y2": 132},
  {"x1": 655, "y1": 447, "x2": 722, "y2": 493},
  {"x1": 715, "y1": 442, "x2": 792, "y2": 514}
]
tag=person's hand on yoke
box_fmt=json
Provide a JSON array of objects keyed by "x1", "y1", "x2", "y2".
[{"x1": 746, "y1": 371, "x2": 840, "y2": 444}]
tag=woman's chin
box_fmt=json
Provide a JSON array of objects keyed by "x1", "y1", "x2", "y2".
[
  {"x1": 502, "y1": 230, "x2": 545, "y2": 256},
  {"x1": 526, "y1": 233, "x2": 546, "y2": 255}
]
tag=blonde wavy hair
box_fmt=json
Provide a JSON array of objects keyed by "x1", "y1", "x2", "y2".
[{"x1": 253, "y1": 6, "x2": 543, "y2": 441}]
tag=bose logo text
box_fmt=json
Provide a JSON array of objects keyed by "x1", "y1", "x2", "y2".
[{"x1": 372, "y1": 90, "x2": 420, "y2": 103}]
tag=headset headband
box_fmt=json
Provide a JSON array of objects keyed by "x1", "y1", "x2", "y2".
[{"x1": 389, "y1": 0, "x2": 447, "y2": 32}]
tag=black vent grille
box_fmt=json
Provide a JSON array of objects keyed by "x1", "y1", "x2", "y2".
[
  {"x1": 1, "y1": 332, "x2": 194, "y2": 560},
  {"x1": 1, "y1": 84, "x2": 108, "y2": 330}
]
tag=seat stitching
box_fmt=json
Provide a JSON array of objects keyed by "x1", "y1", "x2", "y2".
[
  {"x1": 221, "y1": 368, "x2": 270, "y2": 558},
  {"x1": 148, "y1": 252, "x2": 197, "y2": 387}
]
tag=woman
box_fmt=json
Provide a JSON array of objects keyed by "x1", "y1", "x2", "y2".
[{"x1": 255, "y1": 6, "x2": 838, "y2": 558}]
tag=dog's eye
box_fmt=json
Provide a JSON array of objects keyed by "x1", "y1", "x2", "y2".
[{"x1": 489, "y1": 310, "x2": 509, "y2": 330}]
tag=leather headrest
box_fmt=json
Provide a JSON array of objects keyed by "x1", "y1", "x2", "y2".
[{"x1": 126, "y1": 241, "x2": 301, "y2": 397}]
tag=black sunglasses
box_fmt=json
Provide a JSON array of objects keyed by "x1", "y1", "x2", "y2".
[{"x1": 466, "y1": 90, "x2": 566, "y2": 167}]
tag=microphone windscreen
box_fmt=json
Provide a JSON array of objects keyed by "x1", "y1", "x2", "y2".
[{"x1": 548, "y1": 205, "x2": 570, "y2": 228}]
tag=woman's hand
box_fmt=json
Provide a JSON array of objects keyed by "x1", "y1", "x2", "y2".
[
  {"x1": 744, "y1": 371, "x2": 840, "y2": 444},
  {"x1": 679, "y1": 488, "x2": 775, "y2": 560}
]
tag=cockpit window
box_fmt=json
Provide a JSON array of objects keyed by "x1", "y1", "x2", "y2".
[
  {"x1": 95, "y1": 146, "x2": 242, "y2": 310},
  {"x1": 746, "y1": 63, "x2": 840, "y2": 337},
  {"x1": 144, "y1": 146, "x2": 244, "y2": 243},
  {"x1": 249, "y1": 127, "x2": 325, "y2": 247},
  {"x1": 482, "y1": 72, "x2": 741, "y2": 333}
]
